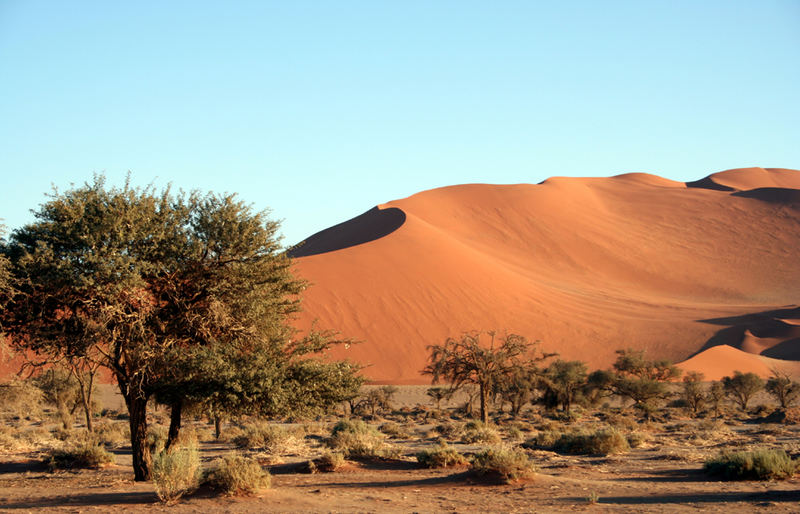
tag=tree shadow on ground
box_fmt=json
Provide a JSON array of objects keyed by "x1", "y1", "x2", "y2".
[
  {"x1": 0, "y1": 491, "x2": 157, "y2": 510},
  {"x1": 298, "y1": 470, "x2": 476, "y2": 489}
]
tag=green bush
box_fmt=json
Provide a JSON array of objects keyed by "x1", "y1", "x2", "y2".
[
  {"x1": 46, "y1": 442, "x2": 114, "y2": 471},
  {"x1": 327, "y1": 420, "x2": 398, "y2": 459},
  {"x1": 471, "y1": 446, "x2": 535, "y2": 482},
  {"x1": 704, "y1": 449, "x2": 797, "y2": 480},
  {"x1": 461, "y1": 421, "x2": 501, "y2": 444},
  {"x1": 416, "y1": 442, "x2": 469, "y2": 468},
  {"x1": 204, "y1": 453, "x2": 270, "y2": 496},
  {"x1": 152, "y1": 444, "x2": 201, "y2": 504}
]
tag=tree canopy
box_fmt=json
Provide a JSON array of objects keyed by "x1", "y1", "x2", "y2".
[{"x1": 2, "y1": 176, "x2": 361, "y2": 480}]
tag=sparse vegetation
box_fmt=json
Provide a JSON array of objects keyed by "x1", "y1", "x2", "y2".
[
  {"x1": 534, "y1": 427, "x2": 630, "y2": 455},
  {"x1": 45, "y1": 442, "x2": 114, "y2": 471},
  {"x1": 704, "y1": 449, "x2": 797, "y2": 480},
  {"x1": 461, "y1": 420, "x2": 501, "y2": 444},
  {"x1": 327, "y1": 419, "x2": 399, "y2": 459},
  {"x1": 765, "y1": 371, "x2": 800, "y2": 409},
  {"x1": 204, "y1": 453, "x2": 270, "y2": 496},
  {"x1": 471, "y1": 446, "x2": 536, "y2": 482},
  {"x1": 151, "y1": 444, "x2": 201, "y2": 504},
  {"x1": 416, "y1": 442, "x2": 469, "y2": 468},
  {"x1": 722, "y1": 371, "x2": 764, "y2": 411}
]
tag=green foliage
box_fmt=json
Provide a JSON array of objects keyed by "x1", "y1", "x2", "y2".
[
  {"x1": 204, "y1": 453, "x2": 270, "y2": 496},
  {"x1": 423, "y1": 331, "x2": 553, "y2": 423},
  {"x1": 707, "y1": 381, "x2": 726, "y2": 417},
  {"x1": 152, "y1": 444, "x2": 201, "y2": 504},
  {"x1": 682, "y1": 371, "x2": 706, "y2": 417},
  {"x1": 722, "y1": 371, "x2": 764, "y2": 411},
  {"x1": 471, "y1": 446, "x2": 536, "y2": 482},
  {"x1": 765, "y1": 371, "x2": 800, "y2": 409},
  {"x1": 541, "y1": 360, "x2": 588, "y2": 413},
  {"x1": 610, "y1": 349, "x2": 681, "y2": 417},
  {"x1": 327, "y1": 420, "x2": 398, "y2": 459},
  {"x1": 2, "y1": 175, "x2": 360, "y2": 480},
  {"x1": 416, "y1": 442, "x2": 469, "y2": 468},
  {"x1": 426, "y1": 386, "x2": 453, "y2": 410},
  {"x1": 704, "y1": 449, "x2": 797, "y2": 480},
  {"x1": 46, "y1": 441, "x2": 114, "y2": 471}
]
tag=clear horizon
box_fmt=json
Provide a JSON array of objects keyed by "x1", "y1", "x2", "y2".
[{"x1": 1, "y1": 1, "x2": 799, "y2": 245}]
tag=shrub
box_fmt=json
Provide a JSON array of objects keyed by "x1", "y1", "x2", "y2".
[
  {"x1": 46, "y1": 442, "x2": 114, "y2": 471},
  {"x1": 95, "y1": 420, "x2": 130, "y2": 448},
  {"x1": 147, "y1": 425, "x2": 168, "y2": 457},
  {"x1": 327, "y1": 420, "x2": 398, "y2": 459},
  {"x1": 152, "y1": 444, "x2": 201, "y2": 504},
  {"x1": 533, "y1": 427, "x2": 629, "y2": 455},
  {"x1": 461, "y1": 421, "x2": 501, "y2": 444},
  {"x1": 416, "y1": 442, "x2": 469, "y2": 468},
  {"x1": 471, "y1": 446, "x2": 535, "y2": 482},
  {"x1": 310, "y1": 450, "x2": 346, "y2": 472},
  {"x1": 379, "y1": 422, "x2": 411, "y2": 439},
  {"x1": 0, "y1": 379, "x2": 42, "y2": 421},
  {"x1": 234, "y1": 422, "x2": 304, "y2": 455},
  {"x1": 204, "y1": 453, "x2": 270, "y2": 496},
  {"x1": 704, "y1": 449, "x2": 797, "y2": 480},
  {"x1": 434, "y1": 422, "x2": 463, "y2": 440}
]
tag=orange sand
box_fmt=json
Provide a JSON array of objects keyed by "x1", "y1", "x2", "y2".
[{"x1": 293, "y1": 168, "x2": 800, "y2": 384}]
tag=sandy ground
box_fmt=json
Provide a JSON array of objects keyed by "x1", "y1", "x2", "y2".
[{"x1": 3, "y1": 385, "x2": 800, "y2": 512}]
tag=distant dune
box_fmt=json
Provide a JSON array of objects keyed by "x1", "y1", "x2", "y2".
[{"x1": 291, "y1": 167, "x2": 800, "y2": 384}]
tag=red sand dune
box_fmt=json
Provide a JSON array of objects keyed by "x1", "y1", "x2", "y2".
[{"x1": 292, "y1": 167, "x2": 800, "y2": 384}]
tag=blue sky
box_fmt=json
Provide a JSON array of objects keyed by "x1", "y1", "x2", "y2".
[{"x1": 1, "y1": 1, "x2": 798, "y2": 244}]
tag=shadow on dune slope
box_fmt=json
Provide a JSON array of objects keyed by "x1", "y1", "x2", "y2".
[
  {"x1": 695, "y1": 307, "x2": 800, "y2": 359},
  {"x1": 288, "y1": 207, "x2": 406, "y2": 257}
]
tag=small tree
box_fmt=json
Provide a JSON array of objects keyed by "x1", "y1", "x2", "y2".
[
  {"x1": 707, "y1": 381, "x2": 726, "y2": 418},
  {"x1": 426, "y1": 386, "x2": 452, "y2": 410},
  {"x1": 34, "y1": 367, "x2": 81, "y2": 430},
  {"x1": 610, "y1": 349, "x2": 681, "y2": 418},
  {"x1": 722, "y1": 371, "x2": 764, "y2": 411},
  {"x1": 423, "y1": 331, "x2": 553, "y2": 423},
  {"x1": 765, "y1": 370, "x2": 800, "y2": 409},
  {"x1": 495, "y1": 365, "x2": 539, "y2": 416},
  {"x1": 542, "y1": 360, "x2": 588, "y2": 414},
  {"x1": 682, "y1": 371, "x2": 706, "y2": 417}
]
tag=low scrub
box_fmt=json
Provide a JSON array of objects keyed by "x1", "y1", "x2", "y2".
[
  {"x1": 327, "y1": 420, "x2": 398, "y2": 459},
  {"x1": 234, "y1": 422, "x2": 305, "y2": 455},
  {"x1": 204, "y1": 453, "x2": 270, "y2": 496},
  {"x1": 471, "y1": 446, "x2": 535, "y2": 483},
  {"x1": 308, "y1": 450, "x2": 347, "y2": 473},
  {"x1": 45, "y1": 442, "x2": 114, "y2": 471},
  {"x1": 461, "y1": 421, "x2": 501, "y2": 444},
  {"x1": 704, "y1": 449, "x2": 797, "y2": 480},
  {"x1": 532, "y1": 427, "x2": 629, "y2": 455},
  {"x1": 416, "y1": 442, "x2": 469, "y2": 468},
  {"x1": 152, "y1": 444, "x2": 201, "y2": 504}
]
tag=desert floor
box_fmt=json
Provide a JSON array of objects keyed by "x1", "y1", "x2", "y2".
[{"x1": 2, "y1": 385, "x2": 800, "y2": 513}]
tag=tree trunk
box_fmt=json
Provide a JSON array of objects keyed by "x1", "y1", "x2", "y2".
[
  {"x1": 165, "y1": 399, "x2": 182, "y2": 451},
  {"x1": 479, "y1": 383, "x2": 489, "y2": 424},
  {"x1": 214, "y1": 415, "x2": 222, "y2": 440},
  {"x1": 126, "y1": 393, "x2": 152, "y2": 481}
]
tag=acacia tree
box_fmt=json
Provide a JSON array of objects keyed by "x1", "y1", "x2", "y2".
[
  {"x1": 3, "y1": 176, "x2": 359, "y2": 480},
  {"x1": 610, "y1": 348, "x2": 681, "y2": 417},
  {"x1": 541, "y1": 360, "x2": 588, "y2": 414},
  {"x1": 423, "y1": 331, "x2": 552, "y2": 423},
  {"x1": 722, "y1": 371, "x2": 764, "y2": 411},
  {"x1": 765, "y1": 370, "x2": 800, "y2": 409}
]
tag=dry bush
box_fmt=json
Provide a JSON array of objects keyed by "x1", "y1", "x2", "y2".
[
  {"x1": 704, "y1": 449, "x2": 797, "y2": 480},
  {"x1": 379, "y1": 422, "x2": 412, "y2": 439},
  {"x1": 416, "y1": 442, "x2": 469, "y2": 468},
  {"x1": 471, "y1": 446, "x2": 536, "y2": 483},
  {"x1": 308, "y1": 450, "x2": 347, "y2": 472},
  {"x1": 94, "y1": 420, "x2": 130, "y2": 447},
  {"x1": 504, "y1": 425, "x2": 524, "y2": 441},
  {"x1": 461, "y1": 421, "x2": 501, "y2": 444},
  {"x1": 152, "y1": 444, "x2": 201, "y2": 504},
  {"x1": 532, "y1": 427, "x2": 630, "y2": 455},
  {"x1": 204, "y1": 453, "x2": 270, "y2": 496},
  {"x1": 627, "y1": 431, "x2": 648, "y2": 448},
  {"x1": 326, "y1": 419, "x2": 399, "y2": 459},
  {"x1": 0, "y1": 379, "x2": 42, "y2": 421},
  {"x1": 234, "y1": 422, "x2": 306, "y2": 455},
  {"x1": 46, "y1": 441, "x2": 114, "y2": 471},
  {"x1": 434, "y1": 422, "x2": 464, "y2": 440}
]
